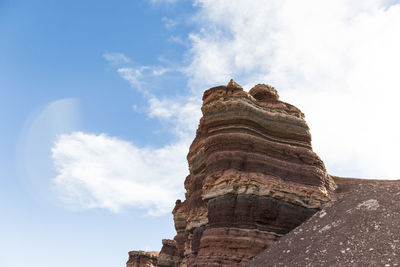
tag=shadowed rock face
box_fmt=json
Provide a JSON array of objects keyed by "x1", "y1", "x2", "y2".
[
  {"x1": 158, "y1": 239, "x2": 179, "y2": 267},
  {"x1": 168, "y1": 80, "x2": 336, "y2": 266},
  {"x1": 127, "y1": 80, "x2": 336, "y2": 267},
  {"x1": 207, "y1": 194, "x2": 316, "y2": 234}
]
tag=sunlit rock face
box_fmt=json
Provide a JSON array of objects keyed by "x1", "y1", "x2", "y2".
[
  {"x1": 127, "y1": 80, "x2": 336, "y2": 267},
  {"x1": 171, "y1": 80, "x2": 336, "y2": 266}
]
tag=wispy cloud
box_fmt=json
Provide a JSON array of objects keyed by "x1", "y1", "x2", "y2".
[
  {"x1": 148, "y1": 96, "x2": 201, "y2": 138},
  {"x1": 117, "y1": 66, "x2": 171, "y2": 93},
  {"x1": 103, "y1": 52, "x2": 131, "y2": 66},
  {"x1": 112, "y1": 56, "x2": 201, "y2": 139},
  {"x1": 162, "y1": 17, "x2": 178, "y2": 29}
]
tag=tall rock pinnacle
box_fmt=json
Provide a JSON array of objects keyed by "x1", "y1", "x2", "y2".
[{"x1": 128, "y1": 80, "x2": 337, "y2": 267}]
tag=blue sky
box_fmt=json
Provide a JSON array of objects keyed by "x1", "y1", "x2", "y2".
[
  {"x1": 1, "y1": 1, "x2": 195, "y2": 266},
  {"x1": 2, "y1": 0, "x2": 400, "y2": 266}
]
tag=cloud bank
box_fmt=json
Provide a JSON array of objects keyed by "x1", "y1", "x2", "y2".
[
  {"x1": 186, "y1": 0, "x2": 400, "y2": 179},
  {"x1": 52, "y1": 0, "x2": 400, "y2": 216}
]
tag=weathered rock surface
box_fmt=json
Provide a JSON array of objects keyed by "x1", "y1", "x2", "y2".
[
  {"x1": 158, "y1": 239, "x2": 179, "y2": 267},
  {"x1": 127, "y1": 80, "x2": 338, "y2": 267},
  {"x1": 247, "y1": 177, "x2": 400, "y2": 266},
  {"x1": 126, "y1": 80, "x2": 400, "y2": 266},
  {"x1": 170, "y1": 80, "x2": 336, "y2": 266},
  {"x1": 126, "y1": 251, "x2": 158, "y2": 267}
]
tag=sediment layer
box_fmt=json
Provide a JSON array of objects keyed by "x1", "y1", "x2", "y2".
[
  {"x1": 127, "y1": 80, "x2": 336, "y2": 266},
  {"x1": 172, "y1": 80, "x2": 336, "y2": 266}
]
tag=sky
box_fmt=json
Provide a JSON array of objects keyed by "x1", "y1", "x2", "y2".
[{"x1": 1, "y1": 0, "x2": 400, "y2": 266}]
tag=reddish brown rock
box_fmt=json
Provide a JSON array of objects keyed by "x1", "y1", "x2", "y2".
[
  {"x1": 172, "y1": 200, "x2": 188, "y2": 260},
  {"x1": 158, "y1": 239, "x2": 179, "y2": 267},
  {"x1": 127, "y1": 80, "x2": 337, "y2": 266},
  {"x1": 192, "y1": 228, "x2": 279, "y2": 266},
  {"x1": 126, "y1": 251, "x2": 158, "y2": 267},
  {"x1": 171, "y1": 80, "x2": 336, "y2": 266}
]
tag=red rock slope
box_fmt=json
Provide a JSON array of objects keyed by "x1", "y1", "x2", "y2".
[{"x1": 155, "y1": 80, "x2": 337, "y2": 266}]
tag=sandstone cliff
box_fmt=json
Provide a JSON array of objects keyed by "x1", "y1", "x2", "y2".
[{"x1": 144, "y1": 80, "x2": 337, "y2": 267}]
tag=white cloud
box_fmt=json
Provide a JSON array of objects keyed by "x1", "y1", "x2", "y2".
[
  {"x1": 185, "y1": 0, "x2": 400, "y2": 179},
  {"x1": 103, "y1": 52, "x2": 131, "y2": 66},
  {"x1": 52, "y1": 132, "x2": 188, "y2": 216},
  {"x1": 51, "y1": 55, "x2": 198, "y2": 216},
  {"x1": 117, "y1": 66, "x2": 171, "y2": 94},
  {"x1": 168, "y1": 35, "x2": 187, "y2": 46},
  {"x1": 53, "y1": 0, "x2": 400, "y2": 216},
  {"x1": 162, "y1": 17, "x2": 178, "y2": 29},
  {"x1": 115, "y1": 63, "x2": 201, "y2": 139},
  {"x1": 148, "y1": 97, "x2": 201, "y2": 139}
]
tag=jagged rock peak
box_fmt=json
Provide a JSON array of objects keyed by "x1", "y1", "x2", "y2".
[
  {"x1": 226, "y1": 78, "x2": 243, "y2": 90},
  {"x1": 249, "y1": 83, "x2": 279, "y2": 101}
]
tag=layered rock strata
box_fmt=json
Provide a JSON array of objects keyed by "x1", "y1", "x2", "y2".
[
  {"x1": 127, "y1": 80, "x2": 337, "y2": 266},
  {"x1": 158, "y1": 239, "x2": 179, "y2": 267},
  {"x1": 126, "y1": 251, "x2": 158, "y2": 267},
  {"x1": 170, "y1": 80, "x2": 336, "y2": 266}
]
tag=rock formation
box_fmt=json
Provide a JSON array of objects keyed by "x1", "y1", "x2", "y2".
[
  {"x1": 126, "y1": 251, "x2": 158, "y2": 267},
  {"x1": 158, "y1": 239, "x2": 179, "y2": 267},
  {"x1": 169, "y1": 80, "x2": 336, "y2": 266},
  {"x1": 127, "y1": 79, "x2": 337, "y2": 266}
]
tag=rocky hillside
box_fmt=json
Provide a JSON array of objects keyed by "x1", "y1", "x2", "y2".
[{"x1": 247, "y1": 177, "x2": 400, "y2": 266}]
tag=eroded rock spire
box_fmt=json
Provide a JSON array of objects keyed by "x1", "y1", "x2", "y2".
[{"x1": 128, "y1": 80, "x2": 336, "y2": 267}]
